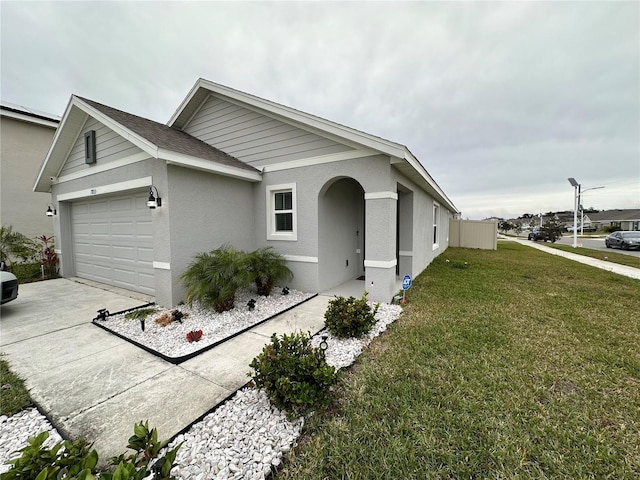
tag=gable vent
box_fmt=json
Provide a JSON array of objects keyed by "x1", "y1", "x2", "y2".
[{"x1": 84, "y1": 130, "x2": 96, "y2": 164}]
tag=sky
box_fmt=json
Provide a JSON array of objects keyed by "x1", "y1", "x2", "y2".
[{"x1": 1, "y1": 1, "x2": 638, "y2": 219}]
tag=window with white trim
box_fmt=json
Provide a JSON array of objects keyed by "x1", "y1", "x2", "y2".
[
  {"x1": 266, "y1": 184, "x2": 297, "y2": 241},
  {"x1": 433, "y1": 202, "x2": 439, "y2": 249}
]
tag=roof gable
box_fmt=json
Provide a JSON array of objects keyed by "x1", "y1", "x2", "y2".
[
  {"x1": 169, "y1": 79, "x2": 458, "y2": 213},
  {"x1": 34, "y1": 96, "x2": 260, "y2": 192}
]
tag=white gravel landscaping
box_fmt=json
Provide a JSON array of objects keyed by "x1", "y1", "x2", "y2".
[
  {"x1": 95, "y1": 288, "x2": 314, "y2": 359},
  {"x1": 1, "y1": 300, "x2": 402, "y2": 479}
]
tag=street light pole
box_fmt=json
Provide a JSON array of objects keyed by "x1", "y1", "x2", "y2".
[
  {"x1": 568, "y1": 178, "x2": 579, "y2": 247},
  {"x1": 579, "y1": 186, "x2": 605, "y2": 235}
]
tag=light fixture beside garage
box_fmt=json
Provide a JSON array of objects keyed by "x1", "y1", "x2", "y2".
[
  {"x1": 146, "y1": 186, "x2": 162, "y2": 209},
  {"x1": 45, "y1": 204, "x2": 57, "y2": 216}
]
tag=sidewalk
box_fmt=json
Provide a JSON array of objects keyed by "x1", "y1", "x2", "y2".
[
  {"x1": 504, "y1": 237, "x2": 640, "y2": 280},
  {"x1": 0, "y1": 279, "x2": 329, "y2": 461}
]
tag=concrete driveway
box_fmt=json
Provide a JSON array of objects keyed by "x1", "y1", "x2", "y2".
[{"x1": 0, "y1": 278, "x2": 327, "y2": 463}]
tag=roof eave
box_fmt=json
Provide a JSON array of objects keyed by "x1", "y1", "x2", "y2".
[
  {"x1": 34, "y1": 96, "x2": 161, "y2": 193},
  {"x1": 160, "y1": 149, "x2": 261, "y2": 182}
]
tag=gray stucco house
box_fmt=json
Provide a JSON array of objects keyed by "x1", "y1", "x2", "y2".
[
  {"x1": 34, "y1": 79, "x2": 458, "y2": 306},
  {"x1": 2, "y1": 102, "x2": 59, "y2": 239}
]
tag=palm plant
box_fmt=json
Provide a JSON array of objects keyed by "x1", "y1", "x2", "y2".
[
  {"x1": 247, "y1": 247, "x2": 293, "y2": 296},
  {"x1": 179, "y1": 245, "x2": 252, "y2": 312}
]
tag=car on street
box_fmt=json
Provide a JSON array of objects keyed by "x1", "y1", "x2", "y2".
[
  {"x1": 1, "y1": 270, "x2": 19, "y2": 304},
  {"x1": 604, "y1": 231, "x2": 640, "y2": 250},
  {"x1": 566, "y1": 225, "x2": 597, "y2": 233},
  {"x1": 528, "y1": 226, "x2": 558, "y2": 242}
]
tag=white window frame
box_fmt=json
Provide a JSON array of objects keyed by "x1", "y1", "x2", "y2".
[
  {"x1": 266, "y1": 183, "x2": 297, "y2": 241},
  {"x1": 432, "y1": 202, "x2": 440, "y2": 250}
]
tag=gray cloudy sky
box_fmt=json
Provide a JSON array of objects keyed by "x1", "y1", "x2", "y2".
[{"x1": 2, "y1": 1, "x2": 638, "y2": 219}]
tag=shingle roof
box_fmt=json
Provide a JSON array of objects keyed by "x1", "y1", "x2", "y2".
[
  {"x1": 78, "y1": 97, "x2": 258, "y2": 173},
  {"x1": 588, "y1": 209, "x2": 640, "y2": 222}
]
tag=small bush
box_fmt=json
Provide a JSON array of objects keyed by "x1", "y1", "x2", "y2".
[
  {"x1": 324, "y1": 293, "x2": 378, "y2": 338},
  {"x1": 248, "y1": 332, "x2": 337, "y2": 416},
  {"x1": 9, "y1": 263, "x2": 42, "y2": 283},
  {"x1": 3, "y1": 421, "x2": 181, "y2": 480},
  {"x1": 179, "y1": 245, "x2": 252, "y2": 313},
  {"x1": 246, "y1": 247, "x2": 293, "y2": 296},
  {"x1": 2, "y1": 431, "x2": 99, "y2": 480}
]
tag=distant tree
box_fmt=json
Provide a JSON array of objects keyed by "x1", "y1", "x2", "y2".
[
  {"x1": 541, "y1": 219, "x2": 564, "y2": 242},
  {"x1": 498, "y1": 220, "x2": 515, "y2": 232}
]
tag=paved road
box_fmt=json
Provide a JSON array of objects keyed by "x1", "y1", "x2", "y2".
[{"x1": 518, "y1": 234, "x2": 640, "y2": 257}]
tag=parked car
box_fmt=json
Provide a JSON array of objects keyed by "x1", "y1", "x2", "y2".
[
  {"x1": 566, "y1": 225, "x2": 597, "y2": 233},
  {"x1": 604, "y1": 231, "x2": 640, "y2": 250},
  {"x1": 1, "y1": 270, "x2": 19, "y2": 304},
  {"x1": 528, "y1": 226, "x2": 558, "y2": 242}
]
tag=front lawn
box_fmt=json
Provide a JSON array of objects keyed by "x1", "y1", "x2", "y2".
[
  {"x1": 277, "y1": 243, "x2": 640, "y2": 479},
  {"x1": 543, "y1": 242, "x2": 640, "y2": 269}
]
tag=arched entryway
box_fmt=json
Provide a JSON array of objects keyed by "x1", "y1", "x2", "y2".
[{"x1": 318, "y1": 177, "x2": 365, "y2": 292}]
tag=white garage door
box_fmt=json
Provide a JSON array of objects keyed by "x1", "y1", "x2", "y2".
[{"x1": 71, "y1": 190, "x2": 154, "y2": 295}]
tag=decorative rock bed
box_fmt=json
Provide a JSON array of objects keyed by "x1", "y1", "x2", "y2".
[
  {"x1": 93, "y1": 288, "x2": 315, "y2": 362},
  {"x1": 1, "y1": 296, "x2": 402, "y2": 479}
]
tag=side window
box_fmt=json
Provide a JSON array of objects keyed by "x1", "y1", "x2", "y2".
[
  {"x1": 266, "y1": 184, "x2": 297, "y2": 241},
  {"x1": 433, "y1": 202, "x2": 439, "y2": 249}
]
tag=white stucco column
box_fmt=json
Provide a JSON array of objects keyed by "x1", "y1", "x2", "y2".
[{"x1": 364, "y1": 191, "x2": 398, "y2": 303}]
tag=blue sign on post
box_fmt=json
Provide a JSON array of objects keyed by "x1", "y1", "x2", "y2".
[{"x1": 402, "y1": 274, "x2": 412, "y2": 290}]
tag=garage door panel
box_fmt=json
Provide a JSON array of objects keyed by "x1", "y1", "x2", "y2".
[
  {"x1": 112, "y1": 245, "x2": 135, "y2": 260},
  {"x1": 138, "y1": 247, "x2": 154, "y2": 262},
  {"x1": 110, "y1": 198, "x2": 133, "y2": 212},
  {"x1": 89, "y1": 202, "x2": 109, "y2": 214},
  {"x1": 71, "y1": 191, "x2": 154, "y2": 296}
]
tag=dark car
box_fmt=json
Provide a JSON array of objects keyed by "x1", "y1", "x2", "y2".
[
  {"x1": 605, "y1": 231, "x2": 640, "y2": 250},
  {"x1": 528, "y1": 226, "x2": 557, "y2": 242},
  {"x1": 1, "y1": 270, "x2": 19, "y2": 304}
]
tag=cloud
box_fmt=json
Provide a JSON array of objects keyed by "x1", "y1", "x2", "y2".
[{"x1": 1, "y1": 1, "x2": 637, "y2": 219}]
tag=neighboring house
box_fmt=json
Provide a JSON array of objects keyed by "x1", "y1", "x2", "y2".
[
  {"x1": 1, "y1": 102, "x2": 60, "y2": 239},
  {"x1": 34, "y1": 79, "x2": 459, "y2": 306},
  {"x1": 588, "y1": 209, "x2": 640, "y2": 231}
]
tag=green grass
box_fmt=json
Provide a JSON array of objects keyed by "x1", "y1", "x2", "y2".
[
  {"x1": 542, "y1": 242, "x2": 640, "y2": 269},
  {"x1": 277, "y1": 243, "x2": 640, "y2": 479},
  {"x1": 0, "y1": 357, "x2": 31, "y2": 416}
]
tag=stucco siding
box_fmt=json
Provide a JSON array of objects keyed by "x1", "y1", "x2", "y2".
[
  {"x1": 392, "y1": 168, "x2": 450, "y2": 279},
  {"x1": 166, "y1": 165, "x2": 256, "y2": 305},
  {"x1": 0, "y1": 116, "x2": 56, "y2": 239},
  {"x1": 60, "y1": 117, "x2": 143, "y2": 176},
  {"x1": 256, "y1": 155, "x2": 392, "y2": 296},
  {"x1": 183, "y1": 96, "x2": 353, "y2": 167}
]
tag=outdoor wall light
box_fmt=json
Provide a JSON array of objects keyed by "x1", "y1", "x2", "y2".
[
  {"x1": 45, "y1": 204, "x2": 57, "y2": 216},
  {"x1": 146, "y1": 186, "x2": 162, "y2": 209}
]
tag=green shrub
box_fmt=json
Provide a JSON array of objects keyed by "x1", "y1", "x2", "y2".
[
  {"x1": 0, "y1": 225, "x2": 39, "y2": 267},
  {"x1": 9, "y1": 263, "x2": 42, "y2": 283},
  {"x1": 2, "y1": 421, "x2": 181, "y2": 480},
  {"x1": 324, "y1": 293, "x2": 379, "y2": 338},
  {"x1": 179, "y1": 245, "x2": 252, "y2": 313},
  {"x1": 248, "y1": 332, "x2": 337, "y2": 416},
  {"x1": 246, "y1": 247, "x2": 293, "y2": 296},
  {"x1": 2, "y1": 431, "x2": 99, "y2": 480}
]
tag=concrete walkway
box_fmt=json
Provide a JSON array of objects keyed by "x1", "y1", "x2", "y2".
[
  {"x1": 504, "y1": 237, "x2": 640, "y2": 280},
  {"x1": 0, "y1": 279, "x2": 329, "y2": 461}
]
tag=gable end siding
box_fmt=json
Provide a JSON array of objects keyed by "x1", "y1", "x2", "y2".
[
  {"x1": 60, "y1": 117, "x2": 143, "y2": 176},
  {"x1": 183, "y1": 96, "x2": 353, "y2": 167}
]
